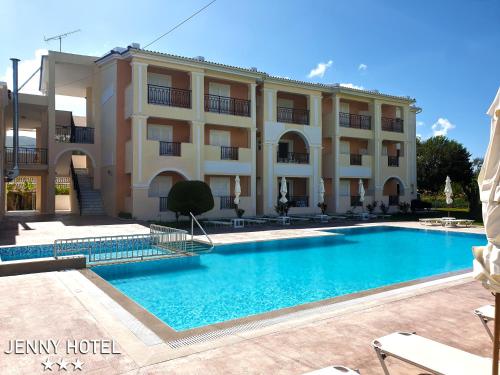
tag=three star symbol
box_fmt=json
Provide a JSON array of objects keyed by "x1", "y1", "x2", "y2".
[{"x1": 41, "y1": 358, "x2": 84, "y2": 371}]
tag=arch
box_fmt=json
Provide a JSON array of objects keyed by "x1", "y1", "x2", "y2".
[
  {"x1": 54, "y1": 148, "x2": 97, "y2": 170},
  {"x1": 382, "y1": 176, "x2": 406, "y2": 195},
  {"x1": 276, "y1": 129, "x2": 311, "y2": 148},
  {"x1": 145, "y1": 168, "x2": 191, "y2": 187}
]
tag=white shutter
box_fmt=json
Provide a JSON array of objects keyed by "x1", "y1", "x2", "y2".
[
  {"x1": 148, "y1": 73, "x2": 172, "y2": 87},
  {"x1": 209, "y1": 82, "x2": 230, "y2": 97},
  {"x1": 148, "y1": 124, "x2": 173, "y2": 142},
  {"x1": 395, "y1": 107, "x2": 402, "y2": 119},
  {"x1": 277, "y1": 98, "x2": 294, "y2": 108},
  {"x1": 382, "y1": 145, "x2": 388, "y2": 156},
  {"x1": 340, "y1": 180, "x2": 350, "y2": 196},
  {"x1": 340, "y1": 102, "x2": 350, "y2": 114},
  {"x1": 210, "y1": 177, "x2": 230, "y2": 196},
  {"x1": 148, "y1": 175, "x2": 172, "y2": 197},
  {"x1": 340, "y1": 141, "x2": 350, "y2": 154},
  {"x1": 209, "y1": 130, "x2": 230, "y2": 147}
]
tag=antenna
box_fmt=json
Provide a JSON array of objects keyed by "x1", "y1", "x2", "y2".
[{"x1": 44, "y1": 29, "x2": 81, "y2": 52}]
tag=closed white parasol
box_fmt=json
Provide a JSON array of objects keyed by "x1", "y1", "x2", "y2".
[
  {"x1": 319, "y1": 178, "x2": 325, "y2": 204},
  {"x1": 279, "y1": 177, "x2": 288, "y2": 204},
  {"x1": 444, "y1": 176, "x2": 453, "y2": 205},
  {"x1": 234, "y1": 175, "x2": 241, "y2": 206},
  {"x1": 358, "y1": 179, "x2": 365, "y2": 203},
  {"x1": 472, "y1": 87, "x2": 500, "y2": 374}
]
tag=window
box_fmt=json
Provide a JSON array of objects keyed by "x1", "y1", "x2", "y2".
[
  {"x1": 210, "y1": 176, "x2": 230, "y2": 197},
  {"x1": 148, "y1": 73, "x2": 172, "y2": 87},
  {"x1": 209, "y1": 82, "x2": 230, "y2": 97},
  {"x1": 340, "y1": 141, "x2": 350, "y2": 155},
  {"x1": 148, "y1": 175, "x2": 172, "y2": 197},
  {"x1": 277, "y1": 98, "x2": 294, "y2": 108},
  {"x1": 209, "y1": 129, "x2": 230, "y2": 147},
  {"x1": 148, "y1": 124, "x2": 173, "y2": 142},
  {"x1": 395, "y1": 107, "x2": 402, "y2": 119},
  {"x1": 340, "y1": 180, "x2": 350, "y2": 197},
  {"x1": 340, "y1": 102, "x2": 350, "y2": 114}
]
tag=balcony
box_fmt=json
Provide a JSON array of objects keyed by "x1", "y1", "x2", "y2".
[
  {"x1": 339, "y1": 112, "x2": 371, "y2": 130},
  {"x1": 220, "y1": 196, "x2": 236, "y2": 209},
  {"x1": 5, "y1": 147, "x2": 48, "y2": 165},
  {"x1": 147, "y1": 84, "x2": 191, "y2": 108},
  {"x1": 204, "y1": 94, "x2": 250, "y2": 117},
  {"x1": 159, "y1": 197, "x2": 168, "y2": 212},
  {"x1": 55, "y1": 126, "x2": 94, "y2": 144},
  {"x1": 159, "y1": 141, "x2": 181, "y2": 156},
  {"x1": 350, "y1": 154, "x2": 362, "y2": 166},
  {"x1": 388, "y1": 156, "x2": 400, "y2": 167},
  {"x1": 276, "y1": 152, "x2": 309, "y2": 164},
  {"x1": 277, "y1": 107, "x2": 309, "y2": 125},
  {"x1": 382, "y1": 117, "x2": 404, "y2": 133},
  {"x1": 221, "y1": 146, "x2": 239, "y2": 161},
  {"x1": 389, "y1": 195, "x2": 400, "y2": 206}
]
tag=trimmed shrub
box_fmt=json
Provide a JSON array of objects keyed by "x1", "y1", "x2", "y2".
[
  {"x1": 167, "y1": 180, "x2": 214, "y2": 217},
  {"x1": 410, "y1": 199, "x2": 432, "y2": 213}
]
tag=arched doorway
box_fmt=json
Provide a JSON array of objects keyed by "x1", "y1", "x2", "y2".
[
  {"x1": 146, "y1": 170, "x2": 188, "y2": 220},
  {"x1": 276, "y1": 131, "x2": 310, "y2": 164},
  {"x1": 383, "y1": 177, "x2": 405, "y2": 206}
]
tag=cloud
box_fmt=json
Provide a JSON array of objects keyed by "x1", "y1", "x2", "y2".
[
  {"x1": 416, "y1": 121, "x2": 424, "y2": 127},
  {"x1": 0, "y1": 49, "x2": 47, "y2": 95},
  {"x1": 308, "y1": 60, "x2": 333, "y2": 78},
  {"x1": 431, "y1": 118, "x2": 455, "y2": 136},
  {"x1": 339, "y1": 83, "x2": 364, "y2": 90},
  {"x1": 358, "y1": 63, "x2": 367, "y2": 71}
]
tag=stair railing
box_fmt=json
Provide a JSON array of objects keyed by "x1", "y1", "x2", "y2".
[
  {"x1": 70, "y1": 160, "x2": 82, "y2": 215},
  {"x1": 189, "y1": 212, "x2": 214, "y2": 248}
]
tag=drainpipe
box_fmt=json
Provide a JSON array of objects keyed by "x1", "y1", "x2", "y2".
[{"x1": 5, "y1": 58, "x2": 20, "y2": 182}]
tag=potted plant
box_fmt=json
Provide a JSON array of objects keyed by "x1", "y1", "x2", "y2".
[
  {"x1": 380, "y1": 202, "x2": 389, "y2": 214},
  {"x1": 274, "y1": 202, "x2": 289, "y2": 217},
  {"x1": 317, "y1": 202, "x2": 327, "y2": 215},
  {"x1": 235, "y1": 206, "x2": 245, "y2": 218},
  {"x1": 366, "y1": 201, "x2": 378, "y2": 215}
]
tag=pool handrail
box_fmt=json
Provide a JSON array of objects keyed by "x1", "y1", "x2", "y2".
[{"x1": 190, "y1": 212, "x2": 214, "y2": 248}]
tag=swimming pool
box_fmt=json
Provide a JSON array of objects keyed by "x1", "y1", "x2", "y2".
[{"x1": 93, "y1": 226, "x2": 484, "y2": 331}]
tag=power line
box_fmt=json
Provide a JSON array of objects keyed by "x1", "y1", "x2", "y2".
[{"x1": 143, "y1": 0, "x2": 217, "y2": 49}]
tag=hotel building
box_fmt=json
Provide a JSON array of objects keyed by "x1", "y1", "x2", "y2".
[{"x1": 0, "y1": 45, "x2": 419, "y2": 221}]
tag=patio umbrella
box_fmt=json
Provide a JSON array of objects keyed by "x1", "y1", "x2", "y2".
[
  {"x1": 444, "y1": 176, "x2": 453, "y2": 216},
  {"x1": 234, "y1": 175, "x2": 241, "y2": 206},
  {"x1": 279, "y1": 177, "x2": 288, "y2": 204},
  {"x1": 472, "y1": 87, "x2": 500, "y2": 374},
  {"x1": 358, "y1": 179, "x2": 365, "y2": 210},
  {"x1": 319, "y1": 178, "x2": 325, "y2": 204}
]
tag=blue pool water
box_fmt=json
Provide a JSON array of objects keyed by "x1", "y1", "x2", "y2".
[{"x1": 93, "y1": 227, "x2": 485, "y2": 331}]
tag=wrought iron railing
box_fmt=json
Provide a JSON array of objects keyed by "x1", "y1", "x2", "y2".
[
  {"x1": 389, "y1": 195, "x2": 400, "y2": 206},
  {"x1": 159, "y1": 196, "x2": 168, "y2": 212},
  {"x1": 381, "y1": 117, "x2": 404, "y2": 133},
  {"x1": 55, "y1": 125, "x2": 94, "y2": 144},
  {"x1": 204, "y1": 94, "x2": 251, "y2": 117},
  {"x1": 277, "y1": 151, "x2": 309, "y2": 164},
  {"x1": 221, "y1": 146, "x2": 239, "y2": 160},
  {"x1": 339, "y1": 112, "x2": 371, "y2": 130},
  {"x1": 350, "y1": 154, "x2": 362, "y2": 165},
  {"x1": 70, "y1": 161, "x2": 82, "y2": 215},
  {"x1": 148, "y1": 84, "x2": 191, "y2": 108},
  {"x1": 388, "y1": 155, "x2": 399, "y2": 167},
  {"x1": 277, "y1": 106, "x2": 309, "y2": 125},
  {"x1": 159, "y1": 141, "x2": 181, "y2": 156},
  {"x1": 4, "y1": 147, "x2": 47, "y2": 165},
  {"x1": 289, "y1": 195, "x2": 309, "y2": 207},
  {"x1": 351, "y1": 195, "x2": 363, "y2": 206},
  {"x1": 220, "y1": 196, "x2": 236, "y2": 209}
]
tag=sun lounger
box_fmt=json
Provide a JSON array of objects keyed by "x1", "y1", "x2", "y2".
[
  {"x1": 372, "y1": 331, "x2": 493, "y2": 375},
  {"x1": 262, "y1": 216, "x2": 291, "y2": 225},
  {"x1": 203, "y1": 220, "x2": 232, "y2": 228},
  {"x1": 303, "y1": 366, "x2": 360, "y2": 374},
  {"x1": 419, "y1": 218, "x2": 442, "y2": 226},
  {"x1": 289, "y1": 216, "x2": 313, "y2": 222},
  {"x1": 244, "y1": 218, "x2": 267, "y2": 226},
  {"x1": 475, "y1": 304, "x2": 495, "y2": 341}
]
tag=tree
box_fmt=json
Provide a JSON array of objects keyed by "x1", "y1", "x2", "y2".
[
  {"x1": 167, "y1": 180, "x2": 214, "y2": 218},
  {"x1": 417, "y1": 136, "x2": 478, "y2": 211}
]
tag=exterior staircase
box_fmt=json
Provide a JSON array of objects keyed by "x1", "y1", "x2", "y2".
[{"x1": 75, "y1": 169, "x2": 105, "y2": 216}]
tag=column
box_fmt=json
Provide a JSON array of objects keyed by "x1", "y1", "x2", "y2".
[
  {"x1": 85, "y1": 86, "x2": 93, "y2": 126},
  {"x1": 190, "y1": 71, "x2": 205, "y2": 122},
  {"x1": 250, "y1": 127, "x2": 257, "y2": 215},
  {"x1": 192, "y1": 121, "x2": 204, "y2": 180},
  {"x1": 310, "y1": 94, "x2": 322, "y2": 127},
  {"x1": 250, "y1": 83, "x2": 257, "y2": 125},
  {"x1": 131, "y1": 114, "x2": 148, "y2": 186},
  {"x1": 45, "y1": 55, "x2": 56, "y2": 214},
  {"x1": 332, "y1": 95, "x2": 340, "y2": 212},
  {"x1": 130, "y1": 61, "x2": 148, "y2": 115},
  {"x1": 311, "y1": 144, "x2": 321, "y2": 208},
  {"x1": 263, "y1": 87, "x2": 277, "y2": 123},
  {"x1": 264, "y1": 142, "x2": 275, "y2": 214},
  {"x1": 372, "y1": 99, "x2": 383, "y2": 203}
]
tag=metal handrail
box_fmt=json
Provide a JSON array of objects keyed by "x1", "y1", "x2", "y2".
[
  {"x1": 189, "y1": 212, "x2": 214, "y2": 248},
  {"x1": 70, "y1": 161, "x2": 82, "y2": 215},
  {"x1": 4, "y1": 147, "x2": 48, "y2": 164},
  {"x1": 204, "y1": 94, "x2": 251, "y2": 117}
]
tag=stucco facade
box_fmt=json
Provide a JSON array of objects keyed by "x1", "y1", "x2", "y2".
[{"x1": 1, "y1": 46, "x2": 419, "y2": 221}]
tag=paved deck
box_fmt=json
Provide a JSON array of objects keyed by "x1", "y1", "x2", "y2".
[{"x1": 0, "y1": 270, "x2": 493, "y2": 374}]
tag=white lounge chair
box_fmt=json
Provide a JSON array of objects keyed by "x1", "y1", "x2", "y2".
[
  {"x1": 303, "y1": 366, "x2": 359, "y2": 374},
  {"x1": 372, "y1": 331, "x2": 494, "y2": 375},
  {"x1": 475, "y1": 304, "x2": 495, "y2": 341},
  {"x1": 419, "y1": 218, "x2": 441, "y2": 226}
]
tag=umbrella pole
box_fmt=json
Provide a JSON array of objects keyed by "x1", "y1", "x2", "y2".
[{"x1": 494, "y1": 293, "x2": 500, "y2": 375}]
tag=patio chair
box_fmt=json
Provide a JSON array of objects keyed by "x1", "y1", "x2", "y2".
[
  {"x1": 303, "y1": 366, "x2": 360, "y2": 374},
  {"x1": 372, "y1": 331, "x2": 493, "y2": 375},
  {"x1": 475, "y1": 304, "x2": 495, "y2": 341}
]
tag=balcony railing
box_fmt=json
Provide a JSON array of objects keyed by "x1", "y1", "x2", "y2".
[
  {"x1": 220, "y1": 196, "x2": 236, "y2": 209},
  {"x1": 159, "y1": 141, "x2": 181, "y2": 156},
  {"x1": 5, "y1": 147, "x2": 48, "y2": 165},
  {"x1": 277, "y1": 107, "x2": 309, "y2": 125},
  {"x1": 221, "y1": 146, "x2": 239, "y2": 160},
  {"x1": 204, "y1": 94, "x2": 251, "y2": 117},
  {"x1": 148, "y1": 84, "x2": 191, "y2": 108},
  {"x1": 277, "y1": 152, "x2": 309, "y2": 164},
  {"x1": 381, "y1": 117, "x2": 404, "y2": 133},
  {"x1": 351, "y1": 195, "x2": 363, "y2": 207},
  {"x1": 289, "y1": 195, "x2": 309, "y2": 208},
  {"x1": 388, "y1": 155, "x2": 400, "y2": 167},
  {"x1": 159, "y1": 197, "x2": 168, "y2": 212},
  {"x1": 350, "y1": 154, "x2": 362, "y2": 166},
  {"x1": 389, "y1": 195, "x2": 400, "y2": 206},
  {"x1": 55, "y1": 126, "x2": 94, "y2": 144},
  {"x1": 339, "y1": 112, "x2": 371, "y2": 130}
]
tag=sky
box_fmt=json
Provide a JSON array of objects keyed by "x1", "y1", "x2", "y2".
[{"x1": 0, "y1": 0, "x2": 498, "y2": 157}]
